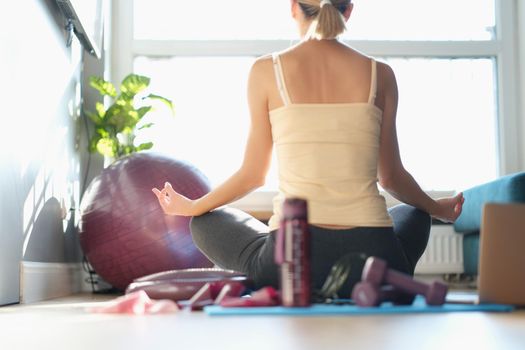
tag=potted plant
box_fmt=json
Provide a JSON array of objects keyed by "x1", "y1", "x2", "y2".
[
  {"x1": 80, "y1": 74, "x2": 178, "y2": 292},
  {"x1": 86, "y1": 73, "x2": 174, "y2": 161}
]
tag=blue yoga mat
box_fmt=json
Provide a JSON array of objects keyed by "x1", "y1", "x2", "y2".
[{"x1": 204, "y1": 296, "x2": 513, "y2": 316}]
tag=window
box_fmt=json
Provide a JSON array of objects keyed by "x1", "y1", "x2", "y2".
[
  {"x1": 133, "y1": 0, "x2": 494, "y2": 41},
  {"x1": 113, "y1": 0, "x2": 519, "y2": 205}
]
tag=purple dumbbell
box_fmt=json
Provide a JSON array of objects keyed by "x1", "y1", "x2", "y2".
[
  {"x1": 362, "y1": 257, "x2": 448, "y2": 306},
  {"x1": 352, "y1": 281, "x2": 416, "y2": 307}
]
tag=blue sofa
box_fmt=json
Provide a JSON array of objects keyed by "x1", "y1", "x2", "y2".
[{"x1": 453, "y1": 172, "x2": 525, "y2": 274}]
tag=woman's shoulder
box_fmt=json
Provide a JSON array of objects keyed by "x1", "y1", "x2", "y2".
[
  {"x1": 247, "y1": 54, "x2": 276, "y2": 89},
  {"x1": 374, "y1": 59, "x2": 396, "y2": 86},
  {"x1": 250, "y1": 54, "x2": 274, "y2": 77},
  {"x1": 374, "y1": 59, "x2": 394, "y2": 75},
  {"x1": 250, "y1": 50, "x2": 295, "y2": 76},
  {"x1": 255, "y1": 53, "x2": 274, "y2": 63},
  {"x1": 255, "y1": 48, "x2": 292, "y2": 63}
]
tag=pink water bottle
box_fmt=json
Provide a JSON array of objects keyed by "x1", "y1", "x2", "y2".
[{"x1": 274, "y1": 198, "x2": 311, "y2": 307}]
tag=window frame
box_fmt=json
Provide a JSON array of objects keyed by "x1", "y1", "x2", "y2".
[{"x1": 110, "y1": 0, "x2": 522, "y2": 211}]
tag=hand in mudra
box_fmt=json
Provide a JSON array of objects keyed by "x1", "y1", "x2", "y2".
[
  {"x1": 431, "y1": 192, "x2": 465, "y2": 223},
  {"x1": 152, "y1": 182, "x2": 195, "y2": 217}
]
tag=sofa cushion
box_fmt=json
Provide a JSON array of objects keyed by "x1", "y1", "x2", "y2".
[{"x1": 454, "y1": 172, "x2": 525, "y2": 233}]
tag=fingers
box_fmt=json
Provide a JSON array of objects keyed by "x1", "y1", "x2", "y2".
[
  {"x1": 152, "y1": 182, "x2": 193, "y2": 216},
  {"x1": 152, "y1": 187, "x2": 170, "y2": 213},
  {"x1": 163, "y1": 182, "x2": 185, "y2": 201},
  {"x1": 152, "y1": 187, "x2": 168, "y2": 201},
  {"x1": 152, "y1": 188, "x2": 162, "y2": 197},
  {"x1": 164, "y1": 182, "x2": 177, "y2": 196},
  {"x1": 453, "y1": 197, "x2": 464, "y2": 215},
  {"x1": 451, "y1": 192, "x2": 464, "y2": 216}
]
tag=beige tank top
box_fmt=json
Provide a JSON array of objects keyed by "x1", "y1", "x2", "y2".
[{"x1": 267, "y1": 53, "x2": 393, "y2": 231}]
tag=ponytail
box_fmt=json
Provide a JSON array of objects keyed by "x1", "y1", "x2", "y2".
[{"x1": 298, "y1": 0, "x2": 350, "y2": 40}]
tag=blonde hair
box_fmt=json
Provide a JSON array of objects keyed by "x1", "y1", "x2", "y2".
[{"x1": 298, "y1": 0, "x2": 351, "y2": 40}]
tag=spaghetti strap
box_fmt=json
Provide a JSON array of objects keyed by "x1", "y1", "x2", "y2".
[
  {"x1": 272, "y1": 53, "x2": 292, "y2": 106},
  {"x1": 368, "y1": 59, "x2": 377, "y2": 104}
]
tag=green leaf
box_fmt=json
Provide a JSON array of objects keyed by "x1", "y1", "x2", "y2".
[
  {"x1": 138, "y1": 122, "x2": 154, "y2": 130},
  {"x1": 146, "y1": 94, "x2": 174, "y2": 113},
  {"x1": 105, "y1": 104, "x2": 133, "y2": 132},
  {"x1": 89, "y1": 76, "x2": 117, "y2": 97},
  {"x1": 95, "y1": 102, "x2": 106, "y2": 118},
  {"x1": 128, "y1": 109, "x2": 139, "y2": 121},
  {"x1": 85, "y1": 110, "x2": 102, "y2": 126},
  {"x1": 121, "y1": 126, "x2": 134, "y2": 135},
  {"x1": 136, "y1": 106, "x2": 152, "y2": 120},
  {"x1": 86, "y1": 73, "x2": 173, "y2": 159},
  {"x1": 116, "y1": 96, "x2": 131, "y2": 105},
  {"x1": 120, "y1": 74, "x2": 150, "y2": 98},
  {"x1": 96, "y1": 138, "x2": 117, "y2": 158},
  {"x1": 104, "y1": 105, "x2": 123, "y2": 128},
  {"x1": 88, "y1": 134, "x2": 102, "y2": 152},
  {"x1": 136, "y1": 142, "x2": 154, "y2": 151},
  {"x1": 96, "y1": 127, "x2": 110, "y2": 138}
]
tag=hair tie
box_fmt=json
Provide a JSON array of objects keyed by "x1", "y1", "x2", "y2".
[{"x1": 320, "y1": 0, "x2": 332, "y2": 8}]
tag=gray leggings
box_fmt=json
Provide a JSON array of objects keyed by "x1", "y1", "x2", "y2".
[{"x1": 190, "y1": 204, "x2": 431, "y2": 297}]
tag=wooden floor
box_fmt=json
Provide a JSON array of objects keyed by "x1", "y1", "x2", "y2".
[{"x1": 0, "y1": 292, "x2": 524, "y2": 350}]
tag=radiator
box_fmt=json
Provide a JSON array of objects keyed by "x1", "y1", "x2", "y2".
[{"x1": 414, "y1": 225, "x2": 464, "y2": 275}]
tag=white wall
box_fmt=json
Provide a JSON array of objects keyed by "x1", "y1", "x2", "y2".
[{"x1": 0, "y1": 0, "x2": 86, "y2": 305}]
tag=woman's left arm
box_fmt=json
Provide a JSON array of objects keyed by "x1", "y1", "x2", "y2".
[
  {"x1": 376, "y1": 62, "x2": 464, "y2": 223},
  {"x1": 152, "y1": 58, "x2": 273, "y2": 217}
]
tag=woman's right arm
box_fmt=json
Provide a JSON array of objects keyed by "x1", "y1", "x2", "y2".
[
  {"x1": 152, "y1": 57, "x2": 274, "y2": 217},
  {"x1": 376, "y1": 63, "x2": 464, "y2": 223}
]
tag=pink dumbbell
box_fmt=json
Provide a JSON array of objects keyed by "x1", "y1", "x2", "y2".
[
  {"x1": 352, "y1": 281, "x2": 416, "y2": 307},
  {"x1": 362, "y1": 257, "x2": 448, "y2": 306}
]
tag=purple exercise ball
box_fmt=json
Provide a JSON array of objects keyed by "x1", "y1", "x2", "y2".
[{"x1": 79, "y1": 152, "x2": 214, "y2": 290}]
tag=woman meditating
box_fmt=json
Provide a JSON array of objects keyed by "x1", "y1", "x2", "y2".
[{"x1": 153, "y1": 0, "x2": 464, "y2": 296}]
